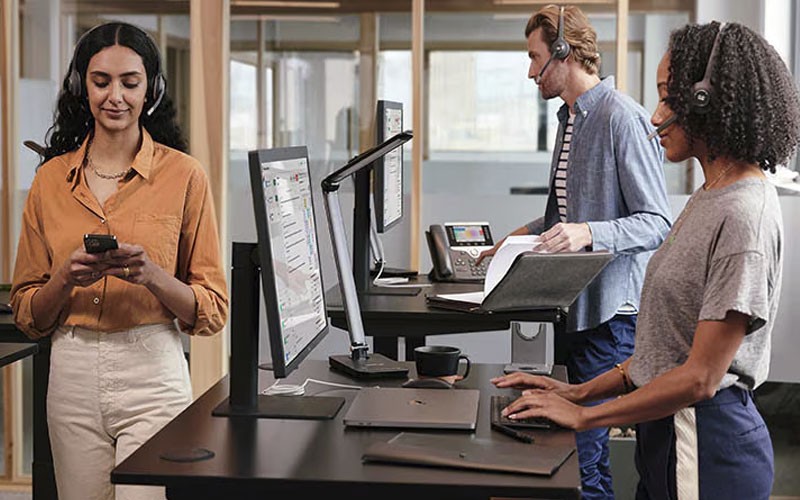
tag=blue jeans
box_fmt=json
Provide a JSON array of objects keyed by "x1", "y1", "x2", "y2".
[
  {"x1": 567, "y1": 315, "x2": 636, "y2": 500},
  {"x1": 634, "y1": 386, "x2": 773, "y2": 500}
]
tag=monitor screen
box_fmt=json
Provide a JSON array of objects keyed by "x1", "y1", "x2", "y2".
[
  {"x1": 248, "y1": 147, "x2": 328, "y2": 378},
  {"x1": 374, "y1": 100, "x2": 404, "y2": 232}
]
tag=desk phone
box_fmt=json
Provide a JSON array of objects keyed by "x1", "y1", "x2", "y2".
[{"x1": 426, "y1": 222, "x2": 494, "y2": 283}]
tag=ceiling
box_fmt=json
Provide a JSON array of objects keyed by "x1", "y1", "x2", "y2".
[{"x1": 58, "y1": 0, "x2": 693, "y2": 16}]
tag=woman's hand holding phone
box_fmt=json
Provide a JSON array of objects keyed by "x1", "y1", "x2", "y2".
[
  {"x1": 62, "y1": 246, "x2": 111, "y2": 288},
  {"x1": 103, "y1": 243, "x2": 158, "y2": 285}
]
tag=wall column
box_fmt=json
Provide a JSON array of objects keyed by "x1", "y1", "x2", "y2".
[
  {"x1": 1, "y1": 0, "x2": 19, "y2": 283},
  {"x1": 616, "y1": 0, "x2": 629, "y2": 92},
  {"x1": 411, "y1": 0, "x2": 424, "y2": 270},
  {"x1": 358, "y1": 13, "x2": 379, "y2": 152},
  {"x1": 189, "y1": 0, "x2": 230, "y2": 397}
]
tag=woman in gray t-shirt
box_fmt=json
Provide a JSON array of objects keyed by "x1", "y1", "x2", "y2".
[{"x1": 492, "y1": 22, "x2": 799, "y2": 500}]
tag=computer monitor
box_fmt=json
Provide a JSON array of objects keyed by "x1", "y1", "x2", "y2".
[
  {"x1": 212, "y1": 146, "x2": 345, "y2": 419},
  {"x1": 350, "y1": 101, "x2": 418, "y2": 294},
  {"x1": 374, "y1": 100, "x2": 404, "y2": 233},
  {"x1": 249, "y1": 147, "x2": 328, "y2": 378},
  {"x1": 367, "y1": 100, "x2": 418, "y2": 281}
]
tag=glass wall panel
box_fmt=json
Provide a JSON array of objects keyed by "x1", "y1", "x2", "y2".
[
  {"x1": 227, "y1": 16, "x2": 360, "y2": 361},
  {"x1": 230, "y1": 57, "x2": 258, "y2": 151},
  {"x1": 429, "y1": 51, "x2": 538, "y2": 153}
]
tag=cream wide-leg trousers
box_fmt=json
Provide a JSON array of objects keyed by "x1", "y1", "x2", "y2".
[{"x1": 47, "y1": 323, "x2": 193, "y2": 500}]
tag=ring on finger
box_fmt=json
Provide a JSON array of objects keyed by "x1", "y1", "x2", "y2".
[
  {"x1": 91, "y1": 271, "x2": 100, "y2": 279},
  {"x1": 123, "y1": 266, "x2": 130, "y2": 279}
]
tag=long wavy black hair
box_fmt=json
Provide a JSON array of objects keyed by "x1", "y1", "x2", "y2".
[
  {"x1": 665, "y1": 22, "x2": 800, "y2": 172},
  {"x1": 42, "y1": 22, "x2": 187, "y2": 163}
]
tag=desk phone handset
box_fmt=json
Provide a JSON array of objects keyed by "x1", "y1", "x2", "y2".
[{"x1": 426, "y1": 222, "x2": 494, "y2": 283}]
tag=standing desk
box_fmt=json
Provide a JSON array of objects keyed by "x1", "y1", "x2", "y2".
[
  {"x1": 325, "y1": 276, "x2": 566, "y2": 361},
  {"x1": 0, "y1": 343, "x2": 38, "y2": 367},
  {"x1": 112, "y1": 360, "x2": 580, "y2": 499},
  {"x1": 0, "y1": 291, "x2": 56, "y2": 500}
]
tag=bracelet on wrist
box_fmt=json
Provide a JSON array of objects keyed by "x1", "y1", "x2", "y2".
[{"x1": 615, "y1": 363, "x2": 631, "y2": 394}]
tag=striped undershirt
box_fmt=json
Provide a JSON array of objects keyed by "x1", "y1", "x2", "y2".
[
  {"x1": 554, "y1": 114, "x2": 575, "y2": 223},
  {"x1": 555, "y1": 112, "x2": 637, "y2": 315}
]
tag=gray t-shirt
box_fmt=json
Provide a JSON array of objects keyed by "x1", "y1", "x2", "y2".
[{"x1": 628, "y1": 178, "x2": 782, "y2": 391}]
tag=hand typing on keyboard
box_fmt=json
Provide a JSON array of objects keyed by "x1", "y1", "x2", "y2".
[{"x1": 490, "y1": 371, "x2": 586, "y2": 431}]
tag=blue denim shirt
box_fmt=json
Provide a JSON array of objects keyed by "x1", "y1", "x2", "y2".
[{"x1": 526, "y1": 77, "x2": 671, "y2": 333}]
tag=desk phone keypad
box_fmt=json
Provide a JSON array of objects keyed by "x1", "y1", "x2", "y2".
[{"x1": 453, "y1": 254, "x2": 491, "y2": 279}]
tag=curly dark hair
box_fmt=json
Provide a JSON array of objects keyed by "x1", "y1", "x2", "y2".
[
  {"x1": 665, "y1": 21, "x2": 800, "y2": 172},
  {"x1": 42, "y1": 22, "x2": 187, "y2": 163}
]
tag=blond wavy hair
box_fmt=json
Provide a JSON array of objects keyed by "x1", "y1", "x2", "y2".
[{"x1": 525, "y1": 4, "x2": 601, "y2": 76}]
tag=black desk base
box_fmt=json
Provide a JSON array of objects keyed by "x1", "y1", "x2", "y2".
[
  {"x1": 0, "y1": 300, "x2": 56, "y2": 500},
  {"x1": 326, "y1": 278, "x2": 564, "y2": 362}
]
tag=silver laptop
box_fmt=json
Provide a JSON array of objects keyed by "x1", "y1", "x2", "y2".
[{"x1": 343, "y1": 387, "x2": 480, "y2": 430}]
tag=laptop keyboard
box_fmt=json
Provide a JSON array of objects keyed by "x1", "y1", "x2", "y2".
[{"x1": 490, "y1": 395, "x2": 555, "y2": 430}]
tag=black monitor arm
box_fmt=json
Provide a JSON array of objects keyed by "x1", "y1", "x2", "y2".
[{"x1": 321, "y1": 131, "x2": 413, "y2": 362}]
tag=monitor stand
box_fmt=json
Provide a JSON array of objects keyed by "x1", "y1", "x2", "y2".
[
  {"x1": 329, "y1": 352, "x2": 409, "y2": 379},
  {"x1": 215, "y1": 242, "x2": 346, "y2": 420},
  {"x1": 212, "y1": 395, "x2": 344, "y2": 420},
  {"x1": 359, "y1": 285, "x2": 421, "y2": 297},
  {"x1": 371, "y1": 266, "x2": 418, "y2": 278}
]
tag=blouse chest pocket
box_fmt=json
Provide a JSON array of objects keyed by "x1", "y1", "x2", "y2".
[{"x1": 133, "y1": 214, "x2": 181, "y2": 272}]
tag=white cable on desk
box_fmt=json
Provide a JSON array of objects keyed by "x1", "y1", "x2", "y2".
[
  {"x1": 372, "y1": 259, "x2": 386, "y2": 284},
  {"x1": 262, "y1": 380, "x2": 305, "y2": 396},
  {"x1": 261, "y1": 378, "x2": 364, "y2": 396}
]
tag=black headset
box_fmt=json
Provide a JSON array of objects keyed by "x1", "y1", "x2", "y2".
[
  {"x1": 66, "y1": 22, "x2": 166, "y2": 117},
  {"x1": 690, "y1": 22, "x2": 725, "y2": 114},
  {"x1": 534, "y1": 6, "x2": 571, "y2": 83},
  {"x1": 550, "y1": 6, "x2": 571, "y2": 61}
]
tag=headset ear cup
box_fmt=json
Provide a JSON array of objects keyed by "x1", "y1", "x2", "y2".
[
  {"x1": 551, "y1": 39, "x2": 571, "y2": 60},
  {"x1": 146, "y1": 73, "x2": 166, "y2": 116},
  {"x1": 67, "y1": 67, "x2": 82, "y2": 96},
  {"x1": 691, "y1": 82, "x2": 712, "y2": 113},
  {"x1": 153, "y1": 73, "x2": 165, "y2": 102}
]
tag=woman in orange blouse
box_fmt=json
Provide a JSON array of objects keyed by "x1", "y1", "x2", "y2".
[{"x1": 11, "y1": 22, "x2": 227, "y2": 500}]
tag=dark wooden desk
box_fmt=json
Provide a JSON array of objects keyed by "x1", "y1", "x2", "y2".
[
  {"x1": 0, "y1": 291, "x2": 55, "y2": 500},
  {"x1": 112, "y1": 360, "x2": 579, "y2": 500},
  {"x1": 0, "y1": 343, "x2": 38, "y2": 367},
  {"x1": 326, "y1": 277, "x2": 564, "y2": 360}
]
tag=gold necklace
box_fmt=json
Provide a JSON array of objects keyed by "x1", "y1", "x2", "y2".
[
  {"x1": 702, "y1": 162, "x2": 737, "y2": 191},
  {"x1": 667, "y1": 163, "x2": 737, "y2": 245},
  {"x1": 85, "y1": 138, "x2": 131, "y2": 180},
  {"x1": 88, "y1": 155, "x2": 130, "y2": 180}
]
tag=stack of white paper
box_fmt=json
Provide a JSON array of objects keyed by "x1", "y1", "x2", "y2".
[{"x1": 434, "y1": 235, "x2": 541, "y2": 305}]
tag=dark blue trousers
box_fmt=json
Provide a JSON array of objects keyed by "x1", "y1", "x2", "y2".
[
  {"x1": 567, "y1": 315, "x2": 637, "y2": 500},
  {"x1": 635, "y1": 386, "x2": 773, "y2": 500}
]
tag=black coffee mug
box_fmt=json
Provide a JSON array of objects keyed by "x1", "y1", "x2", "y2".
[{"x1": 414, "y1": 345, "x2": 471, "y2": 380}]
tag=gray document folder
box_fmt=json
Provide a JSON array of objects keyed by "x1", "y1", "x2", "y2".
[
  {"x1": 343, "y1": 387, "x2": 480, "y2": 430},
  {"x1": 427, "y1": 251, "x2": 613, "y2": 313},
  {"x1": 363, "y1": 432, "x2": 575, "y2": 476}
]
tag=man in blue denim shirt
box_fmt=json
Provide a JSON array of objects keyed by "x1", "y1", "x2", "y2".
[{"x1": 483, "y1": 6, "x2": 671, "y2": 499}]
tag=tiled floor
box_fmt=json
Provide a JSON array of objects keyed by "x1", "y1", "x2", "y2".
[{"x1": 0, "y1": 493, "x2": 30, "y2": 499}]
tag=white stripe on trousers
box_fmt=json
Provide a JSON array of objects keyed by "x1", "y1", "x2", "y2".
[
  {"x1": 47, "y1": 323, "x2": 193, "y2": 500},
  {"x1": 674, "y1": 407, "x2": 700, "y2": 500}
]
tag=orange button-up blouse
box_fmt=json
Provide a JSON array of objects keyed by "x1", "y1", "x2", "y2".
[{"x1": 11, "y1": 131, "x2": 228, "y2": 338}]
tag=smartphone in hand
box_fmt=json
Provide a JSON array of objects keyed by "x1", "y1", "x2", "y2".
[{"x1": 83, "y1": 234, "x2": 118, "y2": 254}]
